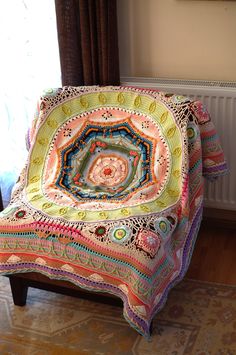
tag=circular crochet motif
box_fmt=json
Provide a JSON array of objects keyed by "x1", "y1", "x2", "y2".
[
  {"x1": 172, "y1": 95, "x2": 190, "y2": 104},
  {"x1": 187, "y1": 122, "x2": 198, "y2": 143},
  {"x1": 55, "y1": 120, "x2": 157, "y2": 203},
  {"x1": 29, "y1": 89, "x2": 183, "y2": 221},
  {"x1": 154, "y1": 215, "x2": 177, "y2": 238},
  {"x1": 40, "y1": 104, "x2": 174, "y2": 215},
  {"x1": 15, "y1": 210, "x2": 26, "y2": 219},
  {"x1": 95, "y1": 226, "x2": 106, "y2": 237},
  {"x1": 109, "y1": 226, "x2": 131, "y2": 244}
]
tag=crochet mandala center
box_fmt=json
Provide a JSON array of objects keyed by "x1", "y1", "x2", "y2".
[{"x1": 44, "y1": 108, "x2": 170, "y2": 209}]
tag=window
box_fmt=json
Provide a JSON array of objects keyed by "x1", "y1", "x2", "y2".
[{"x1": 0, "y1": 0, "x2": 61, "y2": 206}]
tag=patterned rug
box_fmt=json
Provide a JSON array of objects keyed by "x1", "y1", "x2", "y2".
[{"x1": 0, "y1": 276, "x2": 236, "y2": 355}]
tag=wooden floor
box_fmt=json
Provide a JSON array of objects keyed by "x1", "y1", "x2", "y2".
[{"x1": 187, "y1": 221, "x2": 236, "y2": 285}]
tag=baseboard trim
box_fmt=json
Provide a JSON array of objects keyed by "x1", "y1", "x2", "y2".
[{"x1": 203, "y1": 207, "x2": 236, "y2": 228}]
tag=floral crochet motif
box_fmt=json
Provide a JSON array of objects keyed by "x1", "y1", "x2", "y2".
[{"x1": 136, "y1": 229, "x2": 161, "y2": 258}]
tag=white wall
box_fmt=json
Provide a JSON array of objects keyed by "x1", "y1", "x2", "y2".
[{"x1": 117, "y1": 0, "x2": 236, "y2": 81}]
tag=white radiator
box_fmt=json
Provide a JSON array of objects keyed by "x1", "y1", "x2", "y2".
[{"x1": 121, "y1": 77, "x2": 236, "y2": 211}]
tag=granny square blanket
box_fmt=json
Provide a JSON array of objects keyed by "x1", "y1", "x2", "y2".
[{"x1": 0, "y1": 86, "x2": 227, "y2": 337}]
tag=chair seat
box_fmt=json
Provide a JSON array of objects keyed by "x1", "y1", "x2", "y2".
[{"x1": 0, "y1": 86, "x2": 227, "y2": 337}]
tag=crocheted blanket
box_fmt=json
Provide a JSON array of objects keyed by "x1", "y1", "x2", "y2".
[{"x1": 0, "y1": 86, "x2": 227, "y2": 337}]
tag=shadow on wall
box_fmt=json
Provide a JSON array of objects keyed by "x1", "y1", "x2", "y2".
[{"x1": 118, "y1": 0, "x2": 152, "y2": 77}]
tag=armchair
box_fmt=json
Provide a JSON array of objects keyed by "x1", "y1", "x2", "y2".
[{"x1": 0, "y1": 86, "x2": 227, "y2": 337}]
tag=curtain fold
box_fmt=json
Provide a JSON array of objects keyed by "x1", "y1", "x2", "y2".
[
  {"x1": 55, "y1": 0, "x2": 120, "y2": 86},
  {"x1": 0, "y1": 189, "x2": 3, "y2": 212}
]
